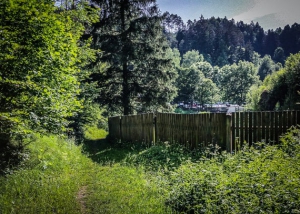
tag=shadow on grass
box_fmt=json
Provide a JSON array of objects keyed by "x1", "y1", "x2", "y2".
[
  {"x1": 81, "y1": 136, "x2": 226, "y2": 173},
  {"x1": 82, "y1": 138, "x2": 146, "y2": 164}
]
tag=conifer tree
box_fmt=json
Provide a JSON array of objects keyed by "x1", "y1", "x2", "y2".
[{"x1": 90, "y1": 0, "x2": 177, "y2": 115}]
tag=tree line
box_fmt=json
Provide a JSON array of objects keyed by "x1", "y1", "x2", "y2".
[{"x1": 164, "y1": 13, "x2": 300, "y2": 67}]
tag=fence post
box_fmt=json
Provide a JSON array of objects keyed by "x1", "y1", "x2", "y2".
[{"x1": 226, "y1": 114, "x2": 232, "y2": 153}]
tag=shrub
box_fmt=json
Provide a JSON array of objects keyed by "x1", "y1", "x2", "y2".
[
  {"x1": 164, "y1": 127, "x2": 300, "y2": 213},
  {"x1": 83, "y1": 126, "x2": 107, "y2": 140}
]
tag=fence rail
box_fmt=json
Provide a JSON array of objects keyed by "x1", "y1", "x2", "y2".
[{"x1": 108, "y1": 111, "x2": 300, "y2": 152}]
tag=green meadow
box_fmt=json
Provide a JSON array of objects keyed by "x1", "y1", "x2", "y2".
[{"x1": 1, "y1": 127, "x2": 300, "y2": 213}]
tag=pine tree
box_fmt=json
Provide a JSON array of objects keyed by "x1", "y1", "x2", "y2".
[{"x1": 90, "y1": 0, "x2": 177, "y2": 115}]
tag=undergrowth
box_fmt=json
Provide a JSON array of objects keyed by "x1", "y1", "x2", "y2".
[
  {"x1": 163, "y1": 127, "x2": 300, "y2": 213},
  {"x1": 1, "y1": 127, "x2": 300, "y2": 213},
  {"x1": 0, "y1": 134, "x2": 168, "y2": 214},
  {"x1": 123, "y1": 142, "x2": 223, "y2": 171}
]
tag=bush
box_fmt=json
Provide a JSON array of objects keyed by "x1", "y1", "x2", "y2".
[
  {"x1": 124, "y1": 142, "x2": 224, "y2": 172},
  {"x1": 124, "y1": 143, "x2": 191, "y2": 170},
  {"x1": 164, "y1": 127, "x2": 300, "y2": 213},
  {"x1": 0, "y1": 118, "x2": 31, "y2": 175},
  {"x1": 83, "y1": 126, "x2": 107, "y2": 140}
]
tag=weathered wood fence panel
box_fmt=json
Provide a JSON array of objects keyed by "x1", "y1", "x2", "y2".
[
  {"x1": 108, "y1": 116, "x2": 121, "y2": 141},
  {"x1": 232, "y1": 111, "x2": 300, "y2": 147},
  {"x1": 108, "y1": 111, "x2": 300, "y2": 151},
  {"x1": 156, "y1": 113, "x2": 227, "y2": 149},
  {"x1": 108, "y1": 113, "x2": 154, "y2": 145}
]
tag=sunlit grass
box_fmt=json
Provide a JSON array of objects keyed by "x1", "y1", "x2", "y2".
[
  {"x1": 1, "y1": 127, "x2": 300, "y2": 213},
  {"x1": 85, "y1": 165, "x2": 170, "y2": 214},
  {"x1": 83, "y1": 125, "x2": 108, "y2": 140},
  {"x1": 0, "y1": 134, "x2": 170, "y2": 214},
  {"x1": 0, "y1": 135, "x2": 92, "y2": 213}
]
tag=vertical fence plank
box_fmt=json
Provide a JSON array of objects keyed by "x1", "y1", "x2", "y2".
[
  {"x1": 253, "y1": 112, "x2": 257, "y2": 144},
  {"x1": 203, "y1": 113, "x2": 207, "y2": 147},
  {"x1": 155, "y1": 113, "x2": 160, "y2": 143},
  {"x1": 221, "y1": 114, "x2": 225, "y2": 149},
  {"x1": 248, "y1": 112, "x2": 253, "y2": 146},
  {"x1": 236, "y1": 112, "x2": 240, "y2": 149},
  {"x1": 270, "y1": 111, "x2": 275, "y2": 145},
  {"x1": 282, "y1": 111, "x2": 290, "y2": 134},
  {"x1": 274, "y1": 112, "x2": 279, "y2": 144},
  {"x1": 278, "y1": 111, "x2": 283, "y2": 141},
  {"x1": 265, "y1": 112, "x2": 270, "y2": 144},
  {"x1": 199, "y1": 114, "x2": 203, "y2": 148},
  {"x1": 193, "y1": 114, "x2": 197, "y2": 148},
  {"x1": 292, "y1": 111, "x2": 297, "y2": 126},
  {"x1": 288, "y1": 111, "x2": 293, "y2": 128},
  {"x1": 200, "y1": 114, "x2": 204, "y2": 147},
  {"x1": 283, "y1": 111, "x2": 288, "y2": 136},
  {"x1": 257, "y1": 112, "x2": 262, "y2": 143},
  {"x1": 245, "y1": 112, "x2": 249, "y2": 144},
  {"x1": 240, "y1": 112, "x2": 244, "y2": 147},
  {"x1": 261, "y1": 112, "x2": 266, "y2": 143},
  {"x1": 108, "y1": 116, "x2": 121, "y2": 141},
  {"x1": 231, "y1": 113, "x2": 235, "y2": 152},
  {"x1": 195, "y1": 114, "x2": 198, "y2": 148},
  {"x1": 226, "y1": 114, "x2": 232, "y2": 152}
]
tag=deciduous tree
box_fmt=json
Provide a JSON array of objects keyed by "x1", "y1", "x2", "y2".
[
  {"x1": 219, "y1": 61, "x2": 258, "y2": 104},
  {"x1": 0, "y1": 0, "x2": 90, "y2": 133}
]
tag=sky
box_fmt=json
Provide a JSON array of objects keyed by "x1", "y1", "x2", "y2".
[{"x1": 156, "y1": 0, "x2": 300, "y2": 30}]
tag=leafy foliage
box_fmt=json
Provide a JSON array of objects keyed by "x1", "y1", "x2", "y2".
[
  {"x1": 175, "y1": 66, "x2": 203, "y2": 102},
  {"x1": 0, "y1": 0, "x2": 89, "y2": 133},
  {"x1": 0, "y1": 0, "x2": 98, "y2": 173},
  {"x1": 164, "y1": 128, "x2": 300, "y2": 213},
  {"x1": 258, "y1": 55, "x2": 282, "y2": 80},
  {"x1": 284, "y1": 52, "x2": 300, "y2": 109},
  {"x1": 195, "y1": 78, "x2": 220, "y2": 106},
  {"x1": 247, "y1": 52, "x2": 300, "y2": 110},
  {"x1": 219, "y1": 61, "x2": 259, "y2": 104},
  {"x1": 181, "y1": 50, "x2": 204, "y2": 68}
]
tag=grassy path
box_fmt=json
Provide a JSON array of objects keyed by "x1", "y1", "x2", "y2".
[{"x1": 0, "y1": 135, "x2": 169, "y2": 213}]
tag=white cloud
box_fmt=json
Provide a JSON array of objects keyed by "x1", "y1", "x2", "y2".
[{"x1": 232, "y1": 0, "x2": 300, "y2": 25}]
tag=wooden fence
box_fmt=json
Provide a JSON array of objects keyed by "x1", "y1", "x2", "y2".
[
  {"x1": 231, "y1": 111, "x2": 300, "y2": 151},
  {"x1": 108, "y1": 113, "x2": 155, "y2": 145},
  {"x1": 108, "y1": 111, "x2": 300, "y2": 152},
  {"x1": 155, "y1": 113, "x2": 228, "y2": 149}
]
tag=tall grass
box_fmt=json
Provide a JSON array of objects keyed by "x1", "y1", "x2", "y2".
[
  {"x1": 0, "y1": 135, "x2": 92, "y2": 213},
  {"x1": 0, "y1": 134, "x2": 169, "y2": 214},
  {"x1": 1, "y1": 127, "x2": 300, "y2": 213}
]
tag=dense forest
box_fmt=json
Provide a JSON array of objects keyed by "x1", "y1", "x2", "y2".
[
  {"x1": 164, "y1": 13, "x2": 300, "y2": 67},
  {"x1": 1, "y1": 0, "x2": 300, "y2": 172},
  {"x1": 163, "y1": 13, "x2": 300, "y2": 110}
]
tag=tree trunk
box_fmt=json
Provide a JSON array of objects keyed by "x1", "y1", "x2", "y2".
[
  {"x1": 121, "y1": 0, "x2": 131, "y2": 115},
  {"x1": 122, "y1": 62, "x2": 131, "y2": 115}
]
